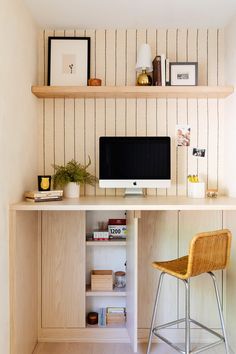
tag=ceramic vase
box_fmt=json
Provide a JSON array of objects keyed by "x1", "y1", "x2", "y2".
[{"x1": 64, "y1": 182, "x2": 80, "y2": 198}]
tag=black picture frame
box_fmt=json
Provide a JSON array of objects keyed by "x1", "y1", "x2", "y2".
[
  {"x1": 48, "y1": 37, "x2": 90, "y2": 86},
  {"x1": 170, "y1": 62, "x2": 198, "y2": 86}
]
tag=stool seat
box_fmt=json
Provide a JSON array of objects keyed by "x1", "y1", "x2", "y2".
[{"x1": 152, "y1": 255, "x2": 189, "y2": 279}]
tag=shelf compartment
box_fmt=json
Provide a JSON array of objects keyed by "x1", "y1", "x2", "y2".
[
  {"x1": 86, "y1": 240, "x2": 126, "y2": 246},
  {"x1": 31, "y1": 85, "x2": 234, "y2": 99},
  {"x1": 86, "y1": 285, "x2": 126, "y2": 297}
]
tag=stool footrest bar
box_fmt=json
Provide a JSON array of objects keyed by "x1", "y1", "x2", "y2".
[
  {"x1": 153, "y1": 318, "x2": 185, "y2": 331},
  {"x1": 190, "y1": 319, "x2": 224, "y2": 340},
  {"x1": 190, "y1": 339, "x2": 224, "y2": 354},
  {"x1": 152, "y1": 332, "x2": 185, "y2": 354},
  {"x1": 152, "y1": 317, "x2": 225, "y2": 354}
]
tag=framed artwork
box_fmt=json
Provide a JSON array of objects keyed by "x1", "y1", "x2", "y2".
[
  {"x1": 48, "y1": 37, "x2": 90, "y2": 86},
  {"x1": 170, "y1": 62, "x2": 198, "y2": 86}
]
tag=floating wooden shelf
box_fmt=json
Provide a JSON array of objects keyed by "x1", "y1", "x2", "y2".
[
  {"x1": 31, "y1": 85, "x2": 234, "y2": 99},
  {"x1": 86, "y1": 240, "x2": 126, "y2": 246},
  {"x1": 86, "y1": 285, "x2": 126, "y2": 297}
]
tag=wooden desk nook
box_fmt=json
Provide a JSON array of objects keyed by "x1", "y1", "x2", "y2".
[{"x1": 10, "y1": 196, "x2": 236, "y2": 354}]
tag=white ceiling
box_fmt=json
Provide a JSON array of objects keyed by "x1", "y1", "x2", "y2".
[{"x1": 23, "y1": 0, "x2": 236, "y2": 29}]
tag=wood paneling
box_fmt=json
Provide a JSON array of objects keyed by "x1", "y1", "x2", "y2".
[
  {"x1": 38, "y1": 28, "x2": 226, "y2": 196},
  {"x1": 10, "y1": 211, "x2": 38, "y2": 354},
  {"x1": 41, "y1": 211, "x2": 86, "y2": 328},
  {"x1": 138, "y1": 211, "x2": 178, "y2": 328}
]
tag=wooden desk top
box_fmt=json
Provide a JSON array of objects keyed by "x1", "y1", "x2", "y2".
[{"x1": 10, "y1": 195, "x2": 236, "y2": 211}]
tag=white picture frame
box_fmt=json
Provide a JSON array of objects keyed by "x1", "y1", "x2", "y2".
[
  {"x1": 48, "y1": 37, "x2": 90, "y2": 86},
  {"x1": 170, "y1": 62, "x2": 198, "y2": 86}
]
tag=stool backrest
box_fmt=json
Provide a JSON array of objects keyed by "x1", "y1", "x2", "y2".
[{"x1": 187, "y1": 229, "x2": 232, "y2": 277}]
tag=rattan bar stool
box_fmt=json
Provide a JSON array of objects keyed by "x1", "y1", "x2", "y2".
[{"x1": 146, "y1": 229, "x2": 232, "y2": 354}]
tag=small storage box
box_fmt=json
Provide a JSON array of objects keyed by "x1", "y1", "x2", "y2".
[{"x1": 91, "y1": 270, "x2": 113, "y2": 291}]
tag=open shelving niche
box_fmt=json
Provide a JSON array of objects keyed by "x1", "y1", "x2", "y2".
[
  {"x1": 85, "y1": 210, "x2": 128, "y2": 329},
  {"x1": 31, "y1": 85, "x2": 234, "y2": 99}
]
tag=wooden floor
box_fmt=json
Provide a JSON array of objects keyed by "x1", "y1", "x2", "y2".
[{"x1": 33, "y1": 342, "x2": 229, "y2": 354}]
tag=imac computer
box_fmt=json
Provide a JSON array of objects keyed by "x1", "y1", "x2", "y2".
[{"x1": 99, "y1": 136, "x2": 171, "y2": 196}]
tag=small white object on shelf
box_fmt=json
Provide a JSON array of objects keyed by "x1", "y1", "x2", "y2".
[{"x1": 188, "y1": 182, "x2": 205, "y2": 198}]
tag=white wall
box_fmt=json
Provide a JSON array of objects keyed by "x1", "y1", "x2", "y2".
[
  {"x1": 225, "y1": 15, "x2": 236, "y2": 353},
  {"x1": 225, "y1": 16, "x2": 236, "y2": 197},
  {"x1": 0, "y1": 0, "x2": 38, "y2": 352}
]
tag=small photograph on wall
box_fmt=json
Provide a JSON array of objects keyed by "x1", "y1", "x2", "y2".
[
  {"x1": 48, "y1": 37, "x2": 90, "y2": 86},
  {"x1": 192, "y1": 148, "x2": 206, "y2": 157},
  {"x1": 176, "y1": 125, "x2": 191, "y2": 147}
]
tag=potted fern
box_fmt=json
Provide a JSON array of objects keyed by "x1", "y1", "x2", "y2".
[{"x1": 52, "y1": 157, "x2": 97, "y2": 198}]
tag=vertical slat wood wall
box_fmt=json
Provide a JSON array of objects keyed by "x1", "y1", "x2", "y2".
[{"x1": 38, "y1": 28, "x2": 224, "y2": 196}]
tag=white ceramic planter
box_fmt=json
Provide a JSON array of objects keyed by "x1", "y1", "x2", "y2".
[{"x1": 64, "y1": 182, "x2": 80, "y2": 198}]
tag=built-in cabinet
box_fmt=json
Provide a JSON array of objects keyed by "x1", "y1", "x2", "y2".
[
  {"x1": 10, "y1": 205, "x2": 140, "y2": 354},
  {"x1": 10, "y1": 197, "x2": 236, "y2": 354}
]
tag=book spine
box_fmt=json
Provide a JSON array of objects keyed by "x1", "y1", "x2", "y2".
[
  {"x1": 161, "y1": 54, "x2": 166, "y2": 86},
  {"x1": 98, "y1": 308, "x2": 106, "y2": 327},
  {"x1": 165, "y1": 58, "x2": 170, "y2": 85},
  {"x1": 26, "y1": 197, "x2": 63, "y2": 202},
  {"x1": 152, "y1": 56, "x2": 161, "y2": 86}
]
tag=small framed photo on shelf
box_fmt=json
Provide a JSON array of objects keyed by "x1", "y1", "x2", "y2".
[
  {"x1": 48, "y1": 37, "x2": 90, "y2": 86},
  {"x1": 170, "y1": 62, "x2": 198, "y2": 86}
]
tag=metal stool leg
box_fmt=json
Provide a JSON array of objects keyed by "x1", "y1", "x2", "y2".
[
  {"x1": 183, "y1": 279, "x2": 190, "y2": 354},
  {"x1": 146, "y1": 272, "x2": 165, "y2": 354},
  {"x1": 208, "y1": 272, "x2": 230, "y2": 354}
]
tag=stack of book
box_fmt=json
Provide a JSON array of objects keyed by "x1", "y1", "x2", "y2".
[
  {"x1": 24, "y1": 190, "x2": 63, "y2": 202},
  {"x1": 106, "y1": 307, "x2": 126, "y2": 326}
]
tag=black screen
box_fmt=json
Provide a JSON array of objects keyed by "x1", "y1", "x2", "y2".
[{"x1": 99, "y1": 137, "x2": 171, "y2": 180}]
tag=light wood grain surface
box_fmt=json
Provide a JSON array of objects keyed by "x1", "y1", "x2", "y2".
[
  {"x1": 33, "y1": 342, "x2": 230, "y2": 354},
  {"x1": 10, "y1": 196, "x2": 236, "y2": 211},
  {"x1": 32, "y1": 85, "x2": 234, "y2": 99},
  {"x1": 10, "y1": 211, "x2": 38, "y2": 354},
  {"x1": 41, "y1": 211, "x2": 86, "y2": 328}
]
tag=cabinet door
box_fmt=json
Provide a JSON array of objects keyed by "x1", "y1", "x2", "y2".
[
  {"x1": 126, "y1": 211, "x2": 138, "y2": 353},
  {"x1": 41, "y1": 211, "x2": 85, "y2": 328}
]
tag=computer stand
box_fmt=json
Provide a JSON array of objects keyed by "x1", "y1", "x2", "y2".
[{"x1": 123, "y1": 188, "x2": 146, "y2": 197}]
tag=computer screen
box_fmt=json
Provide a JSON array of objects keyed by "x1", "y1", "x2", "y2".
[{"x1": 99, "y1": 136, "x2": 171, "y2": 192}]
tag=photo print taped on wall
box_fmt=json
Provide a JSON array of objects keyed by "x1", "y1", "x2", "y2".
[
  {"x1": 192, "y1": 148, "x2": 206, "y2": 157},
  {"x1": 176, "y1": 125, "x2": 191, "y2": 147}
]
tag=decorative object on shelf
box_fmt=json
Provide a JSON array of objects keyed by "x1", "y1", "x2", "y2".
[
  {"x1": 170, "y1": 62, "x2": 198, "y2": 86},
  {"x1": 38, "y1": 175, "x2": 51, "y2": 191},
  {"x1": 93, "y1": 230, "x2": 109, "y2": 240},
  {"x1": 206, "y1": 189, "x2": 218, "y2": 198},
  {"x1": 91, "y1": 270, "x2": 113, "y2": 291},
  {"x1": 87, "y1": 312, "x2": 98, "y2": 325},
  {"x1": 88, "y1": 78, "x2": 102, "y2": 86},
  {"x1": 108, "y1": 219, "x2": 127, "y2": 239},
  {"x1": 52, "y1": 157, "x2": 97, "y2": 198},
  {"x1": 106, "y1": 307, "x2": 126, "y2": 325},
  {"x1": 24, "y1": 190, "x2": 63, "y2": 202},
  {"x1": 114, "y1": 271, "x2": 126, "y2": 288},
  {"x1": 136, "y1": 43, "x2": 153, "y2": 86},
  {"x1": 187, "y1": 175, "x2": 205, "y2": 198},
  {"x1": 48, "y1": 37, "x2": 90, "y2": 86}
]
